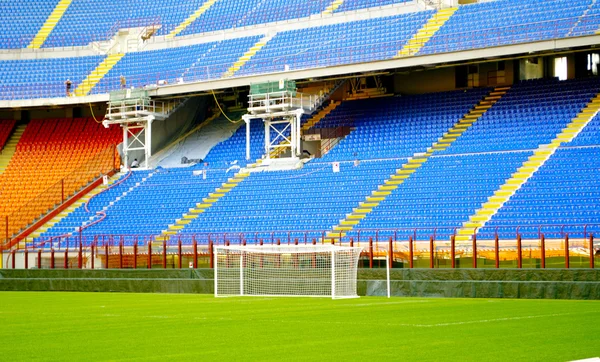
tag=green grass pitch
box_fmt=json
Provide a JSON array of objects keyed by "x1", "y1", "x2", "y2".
[{"x1": 0, "y1": 292, "x2": 598, "y2": 361}]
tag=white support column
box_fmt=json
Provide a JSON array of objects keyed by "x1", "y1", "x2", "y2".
[
  {"x1": 264, "y1": 118, "x2": 271, "y2": 159},
  {"x1": 122, "y1": 124, "x2": 129, "y2": 169},
  {"x1": 145, "y1": 115, "x2": 154, "y2": 168},
  {"x1": 242, "y1": 114, "x2": 252, "y2": 161},
  {"x1": 295, "y1": 110, "x2": 302, "y2": 157},
  {"x1": 290, "y1": 115, "x2": 296, "y2": 158}
]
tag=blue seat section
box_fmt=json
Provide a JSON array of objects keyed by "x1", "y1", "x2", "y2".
[
  {"x1": 179, "y1": 0, "x2": 330, "y2": 37},
  {"x1": 236, "y1": 12, "x2": 433, "y2": 76},
  {"x1": 441, "y1": 77, "x2": 600, "y2": 154},
  {"x1": 336, "y1": 0, "x2": 409, "y2": 13},
  {"x1": 43, "y1": 0, "x2": 209, "y2": 48},
  {"x1": 420, "y1": 0, "x2": 590, "y2": 55},
  {"x1": 35, "y1": 168, "x2": 232, "y2": 248},
  {"x1": 570, "y1": 1, "x2": 600, "y2": 37},
  {"x1": 0, "y1": 56, "x2": 104, "y2": 100},
  {"x1": 0, "y1": 0, "x2": 58, "y2": 49},
  {"x1": 91, "y1": 36, "x2": 260, "y2": 94},
  {"x1": 569, "y1": 113, "x2": 600, "y2": 147},
  {"x1": 203, "y1": 119, "x2": 265, "y2": 168},
  {"x1": 482, "y1": 148, "x2": 600, "y2": 240},
  {"x1": 183, "y1": 160, "x2": 400, "y2": 243},
  {"x1": 318, "y1": 88, "x2": 489, "y2": 162},
  {"x1": 350, "y1": 152, "x2": 532, "y2": 242}
]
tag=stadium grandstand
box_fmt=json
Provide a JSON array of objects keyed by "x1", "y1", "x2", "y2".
[
  {"x1": 2, "y1": 0, "x2": 600, "y2": 359},
  {"x1": 0, "y1": 0, "x2": 598, "y2": 281}
]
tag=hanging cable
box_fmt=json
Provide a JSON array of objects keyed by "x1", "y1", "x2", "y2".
[
  {"x1": 211, "y1": 89, "x2": 243, "y2": 123},
  {"x1": 89, "y1": 103, "x2": 103, "y2": 124}
]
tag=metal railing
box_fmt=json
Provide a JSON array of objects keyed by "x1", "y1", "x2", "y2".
[{"x1": 6, "y1": 223, "x2": 598, "y2": 269}]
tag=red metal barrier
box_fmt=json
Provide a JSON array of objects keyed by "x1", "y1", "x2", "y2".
[
  {"x1": 119, "y1": 242, "x2": 123, "y2": 269},
  {"x1": 162, "y1": 241, "x2": 167, "y2": 269},
  {"x1": 590, "y1": 235, "x2": 595, "y2": 269},
  {"x1": 178, "y1": 240, "x2": 182, "y2": 269},
  {"x1": 64, "y1": 249, "x2": 68, "y2": 269},
  {"x1": 408, "y1": 236, "x2": 414, "y2": 269},
  {"x1": 429, "y1": 236, "x2": 434, "y2": 269},
  {"x1": 451, "y1": 235, "x2": 456, "y2": 269},
  {"x1": 193, "y1": 240, "x2": 198, "y2": 269},
  {"x1": 133, "y1": 242, "x2": 137, "y2": 269},
  {"x1": 11, "y1": 250, "x2": 16, "y2": 269},
  {"x1": 50, "y1": 249, "x2": 55, "y2": 269},
  {"x1": 90, "y1": 244, "x2": 95, "y2": 269},
  {"x1": 494, "y1": 234, "x2": 499, "y2": 269},
  {"x1": 147, "y1": 241, "x2": 152, "y2": 270},
  {"x1": 517, "y1": 234, "x2": 522, "y2": 269},
  {"x1": 78, "y1": 242, "x2": 83, "y2": 269},
  {"x1": 37, "y1": 249, "x2": 42, "y2": 269},
  {"x1": 105, "y1": 242, "x2": 109, "y2": 269},
  {"x1": 472, "y1": 235, "x2": 477, "y2": 269},
  {"x1": 24, "y1": 250, "x2": 28, "y2": 269},
  {"x1": 540, "y1": 234, "x2": 546, "y2": 269},
  {"x1": 368, "y1": 238, "x2": 373, "y2": 269},
  {"x1": 388, "y1": 237, "x2": 393, "y2": 269},
  {"x1": 565, "y1": 235, "x2": 570, "y2": 269}
]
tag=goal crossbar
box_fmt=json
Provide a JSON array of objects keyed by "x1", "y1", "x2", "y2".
[{"x1": 214, "y1": 245, "x2": 364, "y2": 299}]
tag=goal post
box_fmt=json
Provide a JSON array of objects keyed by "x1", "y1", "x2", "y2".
[{"x1": 214, "y1": 245, "x2": 364, "y2": 299}]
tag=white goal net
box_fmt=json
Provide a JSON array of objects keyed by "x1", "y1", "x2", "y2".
[{"x1": 214, "y1": 245, "x2": 363, "y2": 299}]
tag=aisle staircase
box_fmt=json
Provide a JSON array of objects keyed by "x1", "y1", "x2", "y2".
[
  {"x1": 155, "y1": 171, "x2": 251, "y2": 242},
  {"x1": 27, "y1": 0, "x2": 73, "y2": 49},
  {"x1": 396, "y1": 7, "x2": 457, "y2": 57},
  {"x1": 325, "y1": 87, "x2": 510, "y2": 242},
  {"x1": 0, "y1": 124, "x2": 26, "y2": 175},
  {"x1": 322, "y1": 0, "x2": 345, "y2": 15},
  {"x1": 455, "y1": 93, "x2": 600, "y2": 241},
  {"x1": 223, "y1": 35, "x2": 274, "y2": 77},
  {"x1": 74, "y1": 53, "x2": 125, "y2": 96},
  {"x1": 166, "y1": 0, "x2": 219, "y2": 39}
]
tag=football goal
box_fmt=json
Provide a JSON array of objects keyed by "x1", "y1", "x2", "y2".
[{"x1": 214, "y1": 245, "x2": 374, "y2": 299}]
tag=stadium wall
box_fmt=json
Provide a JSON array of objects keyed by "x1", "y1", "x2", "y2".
[{"x1": 0, "y1": 269, "x2": 598, "y2": 299}]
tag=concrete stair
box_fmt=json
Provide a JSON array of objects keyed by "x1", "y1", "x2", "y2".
[
  {"x1": 74, "y1": 53, "x2": 125, "y2": 96},
  {"x1": 28, "y1": 0, "x2": 73, "y2": 49},
  {"x1": 223, "y1": 35, "x2": 274, "y2": 78},
  {"x1": 0, "y1": 124, "x2": 26, "y2": 175},
  {"x1": 154, "y1": 171, "x2": 251, "y2": 242},
  {"x1": 166, "y1": 0, "x2": 219, "y2": 39},
  {"x1": 322, "y1": 0, "x2": 345, "y2": 15},
  {"x1": 396, "y1": 7, "x2": 457, "y2": 57}
]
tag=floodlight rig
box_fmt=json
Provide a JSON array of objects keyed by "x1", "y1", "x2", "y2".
[
  {"x1": 243, "y1": 80, "x2": 317, "y2": 163},
  {"x1": 103, "y1": 89, "x2": 169, "y2": 168}
]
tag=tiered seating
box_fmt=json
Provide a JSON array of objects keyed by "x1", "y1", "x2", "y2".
[
  {"x1": 179, "y1": 0, "x2": 330, "y2": 37},
  {"x1": 43, "y1": 0, "x2": 209, "y2": 48},
  {"x1": 336, "y1": 0, "x2": 410, "y2": 13},
  {"x1": 481, "y1": 108, "x2": 600, "y2": 239},
  {"x1": 237, "y1": 12, "x2": 433, "y2": 76},
  {"x1": 0, "y1": 56, "x2": 103, "y2": 100},
  {"x1": 0, "y1": 118, "x2": 121, "y2": 239},
  {"x1": 570, "y1": 1, "x2": 600, "y2": 37},
  {"x1": 483, "y1": 148, "x2": 600, "y2": 240},
  {"x1": 91, "y1": 36, "x2": 260, "y2": 94},
  {"x1": 441, "y1": 77, "x2": 600, "y2": 154},
  {"x1": 320, "y1": 88, "x2": 489, "y2": 161},
  {"x1": 0, "y1": 120, "x2": 16, "y2": 150},
  {"x1": 183, "y1": 161, "x2": 399, "y2": 241},
  {"x1": 420, "y1": 0, "x2": 591, "y2": 55},
  {"x1": 0, "y1": 0, "x2": 58, "y2": 49}
]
